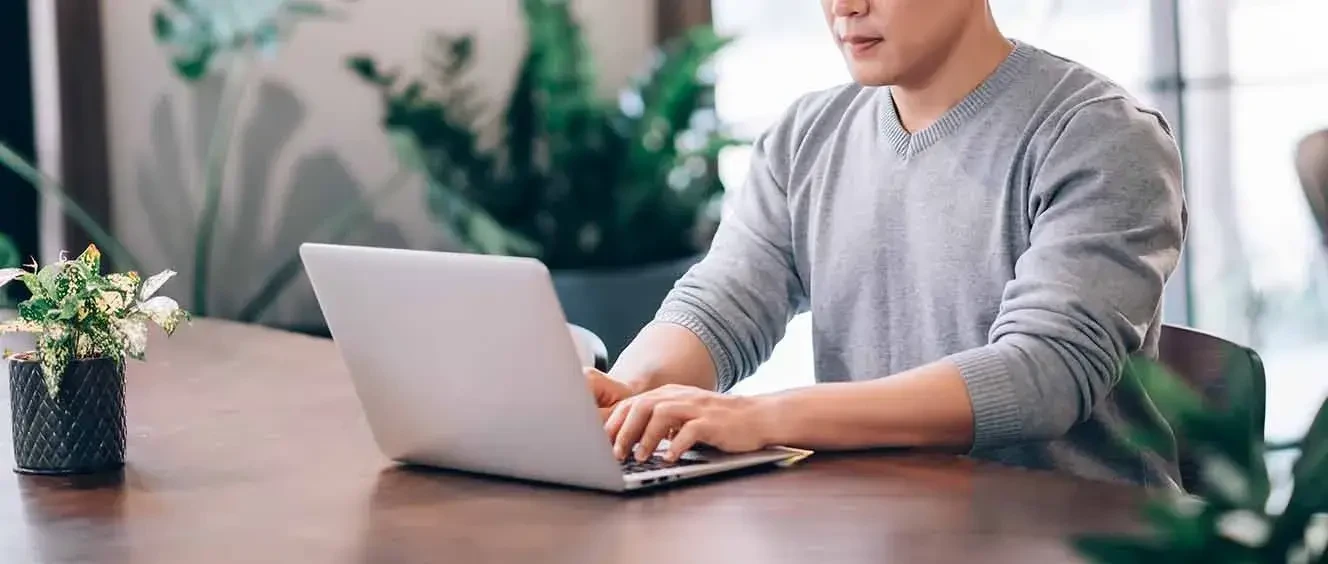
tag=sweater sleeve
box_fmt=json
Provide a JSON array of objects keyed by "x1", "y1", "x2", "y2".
[
  {"x1": 651, "y1": 110, "x2": 807, "y2": 392},
  {"x1": 946, "y1": 97, "x2": 1188, "y2": 451}
]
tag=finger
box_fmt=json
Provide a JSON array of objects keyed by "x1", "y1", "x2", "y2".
[
  {"x1": 603, "y1": 399, "x2": 633, "y2": 444},
  {"x1": 613, "y1": 398, "x2": 657, "y2": 461},
  {"x1": 666, "y1": 420, "x2": 707, "y2": 462},
  {"x1": 635, "y1": 402, "x2": 694, "y2": 462}
]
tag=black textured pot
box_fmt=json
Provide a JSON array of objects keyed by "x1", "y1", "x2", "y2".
[{"x1": 8, "y1": 357, "x2": 126, "y2": 475}]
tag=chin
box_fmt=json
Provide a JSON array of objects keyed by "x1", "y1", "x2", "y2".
[{"x1": 846, "y1": 65, "x2": 900, "y2": 87}]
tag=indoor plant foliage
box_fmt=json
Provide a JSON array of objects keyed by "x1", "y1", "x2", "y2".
[
  {"x1": 0, "y1": 233, "x2": 17, "y2": 309},
  {"x1": 0, "y1": 244, "x2": 187, "y2": 474},
  {"x1": 0, "y1": 0, "x2": 388, "y2": 325},
  {"x1": 348, "y1": 0, "x2": 740, "y2": 270},
  {"x1": 1074, "y1": 357, "x2": 1328, "y2": 563},
  {"x1": 348, "y1": 0, "x2": 740, "y2": 356},
  {"x1": 0, "y1": 244, "x2": 189, "y2": 397}
]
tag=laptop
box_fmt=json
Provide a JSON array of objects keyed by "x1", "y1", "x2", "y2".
[{"x1": 299, "y1": 243, "x2": 807, "y2": 492}]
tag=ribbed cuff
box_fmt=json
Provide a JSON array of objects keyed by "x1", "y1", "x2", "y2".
[
  {"x1": 651, "y1": 309, "x2": 736, "y2": 392},
  {"x1": 947, "y1": 346, "x2": 1023, "y2": 452}
]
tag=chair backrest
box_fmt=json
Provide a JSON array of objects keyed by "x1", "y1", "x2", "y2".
[
  {"x1": 1296, "y1": 130, "x2": 1328, "y2": 247},
  {"x1": 1155, "y1": 324, "x2": 1267, "y2": 493}
]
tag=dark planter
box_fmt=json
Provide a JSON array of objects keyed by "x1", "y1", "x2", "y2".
[
  {"x1": 552, "y1": 254, "x2": 700, "y2": 363},
  {"x1": 8, "y1": 357, "x2": 126, "y2": 475}
]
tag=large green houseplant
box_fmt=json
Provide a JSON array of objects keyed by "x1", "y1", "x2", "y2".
[
  {"x1": 349, "y1": 0, "x2": 741, "y2": 356},
  {"x1": 1073, "y1": 357, "x2": 1328, "y2": 563}
]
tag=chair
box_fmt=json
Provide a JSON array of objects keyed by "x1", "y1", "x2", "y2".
[
  {"x1": 1156, "y1": 323, "x2": 1267, "y2": 494},
  {"x1": 1295, "y1": 130, "x2": 1328, "y2": 248},
  {"x1": 568, "y1": 324, "x2": 609, "y2": 373}
]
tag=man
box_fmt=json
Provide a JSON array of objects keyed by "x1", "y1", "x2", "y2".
[{"x1": 587, "y1": 0, "x2": 1187, "y2": 487}]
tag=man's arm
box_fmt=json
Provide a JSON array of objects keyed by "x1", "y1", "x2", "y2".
[
  {"x1": 610, "y1": 323, "x2": 718, "y2": 395},
  {"x1": 608, "y1": 108, "x2": 807, "y2": 396}
]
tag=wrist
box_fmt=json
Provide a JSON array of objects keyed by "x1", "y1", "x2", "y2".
[{"x1": 749, "y1": 394, "x2": 790, "y2": 448}]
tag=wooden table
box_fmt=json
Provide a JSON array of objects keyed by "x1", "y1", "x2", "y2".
[{"x1": 0, "y1": 320, "x2": 1147, "y2": 563}]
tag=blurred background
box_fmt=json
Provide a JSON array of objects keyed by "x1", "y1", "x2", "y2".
[{"x1": 0, "y1": 0, "x2": 1324, "y2": 449}]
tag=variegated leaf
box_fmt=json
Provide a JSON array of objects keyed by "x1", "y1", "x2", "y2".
[
  {"x1": 77, "y1": 244, "x2": 102, "y2": 271},
  {"x1": 37, "y1": 331, "x2": 72, "y2": 399},
  {"x1": 139, "y1": 296, "x2": 187, "y2": 334},
  {"x1": 139, "y1": 269, "x2": 176, "y2": 300},
  {"x1": 96, "y1": 290, "x2": 129, "y2": 316},
  {"x1": 0, "y1": 268, "x2": 22, "y2": 289},
  {"x1": 108, "y1": 272, "x2": 142, "y2": 294},
  {"x1": 118, "y1": 319, "x2": 149, "y2": 360}
]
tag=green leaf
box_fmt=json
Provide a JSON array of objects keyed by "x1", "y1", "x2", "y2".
[
  {"x1": 76, "y1": 244, "x2": 102, "y2": 272},
  {"x1": 36, "y1": 261, "x2": 66, "y2": 297},
  {"x1": 1143, "y1": 497, "x2": 1207, "y2": 551},
  {"x1": 173, "y1": 46, "x2": 216, "y2": 81},
  {"x1": 153, "y1": 10, "x2": 175, "y2": 40},
  {"x1": 1264, "y1": 400, "x2": 1328, "y2": 558},
  {"x1": 1295, "y1": 397, "x2": 1328, "y2": 482},
  {"x1": 1131, "y1": 356, "x2": 1205, "y2": 424},
  {"x1": 17, "y1": 298, "x2": 52, "y2": 321},
  {"x1": 1278, "y1": 400, "x2": 1328, "y2": 537},
  {"x1": 252, "y1": 21, "x2": 283, "y2": 58},
  {"x1": 37, "y1": 330, "x2": 72, "y2": 398},
  {"x1": 284, "y1": 1, "x2": 328, "y2": 16},
  {"x1": 1073, "y1": 536, "x2": 1173, "y2": 563},
  {"x1": 58, "y1": 295, "x2": 81, "y2": 321},
  {"x1": 348, "y1": 55, "x2": 389, "y2": 86}
]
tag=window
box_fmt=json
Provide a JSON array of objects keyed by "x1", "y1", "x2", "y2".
[{"x1": 1180, "y1": 0, "x2": 1328, "y2": 443}]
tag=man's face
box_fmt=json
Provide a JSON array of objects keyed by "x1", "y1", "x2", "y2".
[{"x1": 822, "y1": 0, "x2": 981, "y2": 86}]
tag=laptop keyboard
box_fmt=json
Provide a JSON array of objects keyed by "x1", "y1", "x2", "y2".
[{"x1": 620, "y1": 454, "x2": 703, "y2": 474}]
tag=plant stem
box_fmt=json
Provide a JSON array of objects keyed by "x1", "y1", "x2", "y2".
[
  {"x1": 235, "y1": 168, "x2": 415, "y2": 323},
  {"x1": 192, "y1": 57, "x2": 252, "y2": 317},
  {"x1": 0, "y1": 143, "x2": 143, "y2": 273}
]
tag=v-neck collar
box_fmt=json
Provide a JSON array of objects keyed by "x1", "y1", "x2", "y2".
[{"x1": 881, "y1": 39, "x2": 1035, "y2": 159}]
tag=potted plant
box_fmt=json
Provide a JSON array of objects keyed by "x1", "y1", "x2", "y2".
[
  {"x1": 1073, "y1": 357, "x2": 1327, "y2": 562},
  {"x1": 0, "y1": 244, "x2": 189, "y2": 475},
  {"x1": 347, "y1": 0, "x2": 741, "y2": 359}
]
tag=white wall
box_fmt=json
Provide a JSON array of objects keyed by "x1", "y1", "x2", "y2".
[{"x1": 99, "y1": 0, "x2": 654, "y2": 329}]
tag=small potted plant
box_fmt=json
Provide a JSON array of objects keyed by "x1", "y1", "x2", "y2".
[{"x1": 0, "y1": 244, "x2": 188, "y2": 475}]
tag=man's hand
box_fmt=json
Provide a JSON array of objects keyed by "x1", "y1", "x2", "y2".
[
  {"x1": 603, "y1": 384, "x2": 772, "y2": 463},
  {"x1": 585, "y1": 368, "x2": 635, "y2": 420}
]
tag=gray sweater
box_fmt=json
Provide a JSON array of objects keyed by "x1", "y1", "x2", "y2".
[{"x1": 653, "y1": 40, "x2": 1188, "y2": 488}]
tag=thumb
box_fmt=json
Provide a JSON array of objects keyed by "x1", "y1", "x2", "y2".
[{"x1": 585, "y1": 368, "x2": 621, "y2": 407}]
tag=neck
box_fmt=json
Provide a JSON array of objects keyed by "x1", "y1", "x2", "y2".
[{"x1": 891, "y1": 16, "x2": 1013, "y2": 133}]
